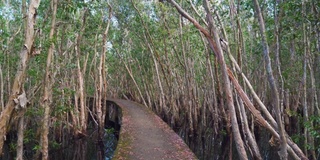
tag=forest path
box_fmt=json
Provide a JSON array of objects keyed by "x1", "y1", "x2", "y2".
[{"x1": 107, "y1": 99, "x2": 197, "y2": 160}]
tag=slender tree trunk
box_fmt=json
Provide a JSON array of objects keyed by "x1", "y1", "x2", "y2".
[
  {"x1": 179, "y1": 13, "x2": 194, "y2": 132},
  {"x1": 203, "y1": 1, "x2": 248, "y2": 159},
  {"x1": 274, "y1": 0, "x2": 285, "y2": 115},
  {"x1": 115, "y1": 49, "x2": 148, "y2": 108},
  {"x1": 0, "y1": 0, "x2": 41, "y2": 154},
  {"x1": 16, "y1": 116, "x2": 24, "y2": 160},
  {"x1": 238, "y1": 95, "x2": 262, "y2": 159},
  {"x1": 227, "y1": 68, "x2": 302, "y2": 160},
  {"x1": 16, "y1": 1, "x2": 28, "y2": 157},
  {"x1": 303, "y1": 3, "x2": 316, "y2": 159},
  {"x1": 301, "y1": 1, "x2": 312, "y2": 158},
  {"x1": 40, "y1": 0, "x2": 57, "y2": 159},
  {"x1": 75, "y1": 9, "x2": 88, "y2": 133},
  {"x1": 131, "y1": 1, "x2": 167, "y2": 114},
  {"x1": 227, "y1": 42, "x2": 304, "y2": 159},
  {"x1": 307, "y1": 48, "x2": 317, "y2": 160},
  {"x1": 97, "y1": 3, "x2": 112, "y2": 133},
  {"x1": 315, "y1": 2, "x2": 320, "y2": 116},
  {"x1": 206, "y1": 53, "x2": 218, "y2": 132},
  {"x1": 166, "y1": 0, "x2": 307, "y2": 159},
  {"x1": 168, "y1": 0, "x2": 248, "y2": 158},
  {"x1": 211, "y1": 18, "x2": 228, "y2": 134},
  {"x1": 252, "y1": 0, "x2": 287, "y2": 159},
  {"x1": 216, "y1": 3, "x2": 262, "y2": 158},
  {"x1": 229, "y1": 0, "x2": 240, "y2": 72},
  {"x1": 0, "y1": 65, "x2": 3, "y2": 111},
  {"x1": 302, "y1": 26, "x2": 308, "y2": 158}
]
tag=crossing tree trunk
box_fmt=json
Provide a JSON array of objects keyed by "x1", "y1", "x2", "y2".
[
  {"x1": 252, "y1": 0, "x2": 288, "y2": 159},
  {"x1": 167, "y1": 0, "x2": 248, "y2": 159}
]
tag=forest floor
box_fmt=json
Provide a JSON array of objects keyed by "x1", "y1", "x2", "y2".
[{"x1": 109, "y1": 99, "x2": 197, "y2": 160}]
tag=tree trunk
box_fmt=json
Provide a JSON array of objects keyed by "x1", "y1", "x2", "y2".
[
  {"x1": 115, "y1": 49, "x2": 148, "y2": 108},
  {"x1": 16, "y1": 116, "x2": 24, "y2": 160},
  {"x1": 0, "y1": 65, "x2": 3, "y2": 111},
  {"x1": 40, "y1": 0, "x2": 57, "y2": 159},
  {"x1": 302, "y1": 2, "x2": 316, "y2": 159},
  {"x1": 75, "y1": 9, "x2": 88, "y2": 133},
  {"x1": 216, "y1": 2, "x2": 262, "y2": 158},
  {"x1": 302, "y1": 16, "x2": 308, "y2": 158},
  {"x1": 227, "y1": 68, "x2": 302, "y2": 160},
  {"x1": 203, "y1": 1, "x2": 248, "y2": 159},
  {"x1": 179, "y1": 14, "x2": 194, "y2": 132},
  {"x1": 131, "y1": 0, "x2": 167, "y2": 113},
  {"x1": 167, "y1": 0, "x2": 248, "y2": 159},
  {"x1": 97, "y1": 3, "x2": 112, "y2": 133},
  {"x1": 0, "y1": 0, "x2": 41, "y2": 154},
  {"x1": 16, "y1": 1, "x2": 28, "y2": 157},
  {"x1": 274, "y1": 0, "x2": 285, "y2": 116},
  {"x1": 252, "y1": 0, "x2": 288, "y2": 159}
]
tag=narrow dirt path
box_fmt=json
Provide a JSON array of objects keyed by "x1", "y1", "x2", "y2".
[{"x1": 108, "y1": 99, "x2": 197, "y2": 160}]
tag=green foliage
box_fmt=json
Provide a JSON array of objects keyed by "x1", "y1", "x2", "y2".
[
  {"x1": 219, "y1": 129, "x2": 227, "y2": 136},
  {"x1": 291, "y1": 133, "x2": 304, "y2": 145},
  {"x1": 50, "y1": 140, "x2": 61, "y2": 149},
  {"x1": 9, "y1": 142, "x2": 17, "y2": 152},
  {"x1": 25, "y1": 106, "x2": 44, "y2": 117},
  {"x1": 105, "y1": 128, "x2": 115, "y2": 134},
  {"x1": 54, "y1": 105, "x2": 72, "y2": 115},
  {"x1": 0, "y1": 0, "x2": 319, "y2": 159},
  {"x1": 304, "y1": 115, "x2": 320, "y2": 149},
  {"x1": 24, "y1": 129, "x2": 36, "y2": 144},
  {"x1": 32, "y1": 145, "x2": 41, "y2": 151}
]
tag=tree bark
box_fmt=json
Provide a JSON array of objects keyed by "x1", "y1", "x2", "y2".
[
  {"x1": 216, "y1": 3, "x2": 262, "y2": 158},
  {"x1": 168, "y1": 0, "x2": 248, "y2": 159},
  {"x1": 75, "y1": 9, "x2": 88, "y2": 133},
  {"x1": 16, "y1": 116, "x2": 24, "y2": 160},
  {"x1": 115, "y1": 49, "x2": 148, "y2": 108},
  {"x1": 274, "y1": 0, "x2": 285, "y2": 112},
  {"x1": 252, "y1": 0, "x2": 288, "y2": 159},
  {"x1": 227, "y1": 68, "x2": 302, "y2": 160},
  {"x1": 167, "y1": 0, "x2": 308, "y2": 159},
  {"x1": 0, "y1": 65, "x2": 3, "y2": 111},
  {"x1": 97, "y1": 3, "x2": 112, "y2": 133},
  {"x1": 203, "y1": 1, "x2": 247, "y2": 159},
  {"x1": 0, "y1": 0, "x2": 41, "y2": 154},
  {"x1": 226, "y1": 51, "x2": 306, "y2": 160},
  {"x1": 179, "y1": 14, "x2": 194, "y2": 132},
  {"x1": 40, "y1": 0, "x2": 57, "y2": 159},
  {"x1": 131, "y1": 1, "x2": 168, "y2": 114}
]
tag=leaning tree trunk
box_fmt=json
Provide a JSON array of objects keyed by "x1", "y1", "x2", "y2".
[
  {"x1": 40, "y1": 0, "x2": 57, "y2": 159},
  {"x1": 131, "y1": 0, "x2": 168, "y2": 113},
  {"x1": 167, "y1": 0, "x2": 248, "y2": 159},
  {"x1": 167, "y1": 0, "x2": 308, "y2": 159},
  {"x1": 0, "y1": 0, "x2": 41, "y2": 154},
  {"x1": 252, "y1": 0, "x2": 288, "y2": 159},
  {"x1": 203, "y1": 1, "x2": 247, "y2": 159},
  {"x1": 215, "y1": 3, "x2": 262, "y2": 158}
]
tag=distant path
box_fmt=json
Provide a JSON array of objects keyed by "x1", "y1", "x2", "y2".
[{"x1": 107, "y1": 99, "x2": 197, "y2": 160}]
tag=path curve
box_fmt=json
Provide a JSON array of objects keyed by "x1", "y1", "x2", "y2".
[{"x1": 108, "y1": 99, "x2": 197, "y2": 160}]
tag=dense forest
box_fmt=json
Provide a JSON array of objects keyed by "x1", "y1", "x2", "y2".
[{"x1": 0, "y1": 0, "x2": 319, "y2": 159}]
